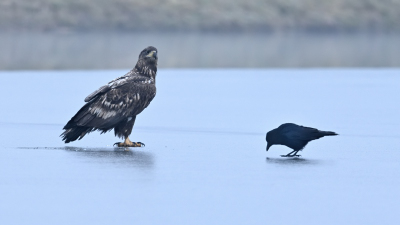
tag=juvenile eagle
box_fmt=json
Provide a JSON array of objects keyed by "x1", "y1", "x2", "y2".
[
  {"x1": 61, "y1": 46, "x2": 158, "y2": 147},
  {"x1": 266, "y1": 123, "x2": 338, "y2": 157}
]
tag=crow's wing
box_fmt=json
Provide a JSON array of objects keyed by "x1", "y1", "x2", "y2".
[{"x1": 280, "y1": 124, "x2": 322, "y2": 150}]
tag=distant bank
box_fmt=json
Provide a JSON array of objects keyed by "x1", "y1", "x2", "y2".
[
  {"x1": 1, "y1": 32, "x2": 400, "y2": 69},
  {"x1": 1, "y1": 0, "x2": 400, "y2": 32}
]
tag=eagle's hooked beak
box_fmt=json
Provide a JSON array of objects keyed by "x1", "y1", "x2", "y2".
[{"x1": 146, "y1": 50, "x2": 158, "y2": 59}]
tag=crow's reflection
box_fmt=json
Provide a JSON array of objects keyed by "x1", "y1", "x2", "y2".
[{"x1": 266, "y1": 157, "x2": 319, "y2": 166}]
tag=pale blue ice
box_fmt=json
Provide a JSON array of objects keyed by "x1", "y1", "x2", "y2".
[{"x1": 0, "y1": 69, "x2": 399, "y2": 224}]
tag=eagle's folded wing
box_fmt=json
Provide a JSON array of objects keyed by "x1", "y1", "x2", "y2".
[
  {"x1": 72, "y1": 83, "x2": 144, "y2": 129},
  {"x1": 84, "y1": 85, "x2": 111, "y2": 102},
  {"x1": 84, "y1": 71, "x2": 136, "y2": 102}
]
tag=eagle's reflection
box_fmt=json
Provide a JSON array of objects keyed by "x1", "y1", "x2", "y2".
[{"x1": 64, "y1": 146, "x2": 154, "y2": 169}]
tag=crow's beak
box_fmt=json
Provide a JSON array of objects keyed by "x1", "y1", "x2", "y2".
[
  {"x1": 147, "y1": 50, "x2": 157, "y2": 59},
  {"x1": 266, "y1": 143, "x2": 272, "y2": 151}
]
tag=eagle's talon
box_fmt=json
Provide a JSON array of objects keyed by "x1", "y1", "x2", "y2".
[{"x1": 113, "y1": 141, "x2": 144, "y2": 147}]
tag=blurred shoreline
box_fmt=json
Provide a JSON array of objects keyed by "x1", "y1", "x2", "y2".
[
  {"x1": 2, "y1": 0, "x2": 400, "y2": 69},
  {"x1": 2, "y1": 0, "x2": 400, "y2": 33},
  {"x1": 1, "y1": 31, "x2": 400, "y2": 70}
]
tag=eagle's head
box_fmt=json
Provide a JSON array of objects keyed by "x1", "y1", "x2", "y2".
[
  {"x1": 135, "y1": 46, "x2": 158, "y2": 78},
  {"x1": 139, "y1": 46, "x2": 158, "y2": 63}
]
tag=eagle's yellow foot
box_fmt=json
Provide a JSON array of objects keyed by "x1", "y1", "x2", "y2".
[
  {"x1": 114, "y1": 141, "x2": 145, "y2": 147},
  {"x1": 114, "y1": 137, "x2": 145, "y2": 147}
]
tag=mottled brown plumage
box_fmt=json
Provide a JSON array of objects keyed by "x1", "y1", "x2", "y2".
[{"x1": 61, "y1": 46, "x2": 158, "y2": 147}]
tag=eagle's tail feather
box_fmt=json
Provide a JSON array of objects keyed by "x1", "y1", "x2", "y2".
[{"x1": 61, "y1": 126, "x2": 94, "y2": 143}]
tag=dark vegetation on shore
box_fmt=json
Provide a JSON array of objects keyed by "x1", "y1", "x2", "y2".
[{"x1": 1, "y1": 0, "x2": 400, "y2": 32}]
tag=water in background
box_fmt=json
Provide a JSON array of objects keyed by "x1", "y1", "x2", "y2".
[{"x1": 1, "y1": 32, "x2": 400, "y2": 70}]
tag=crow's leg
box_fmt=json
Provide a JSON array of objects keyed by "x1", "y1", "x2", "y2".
[
  {"x1": 281, "y1": 150, "x2": 297, "y2": 157},
  {"x1": 114, "y1": 137, "x2": 145, "y2": 147},
  {"x1": 292, "y1": 151, "x2": 301, "y2": 157}
]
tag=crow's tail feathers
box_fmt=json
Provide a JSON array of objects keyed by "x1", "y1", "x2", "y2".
[
  {"x1": 61, "y1": 126, "x2": 93, "y2": 143},
  {"x1": 320, "y1": 131, "x2": 338, "y2": 136}
]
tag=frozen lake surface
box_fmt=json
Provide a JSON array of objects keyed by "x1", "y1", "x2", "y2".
[{"x1": 0, "y1": 69, "x2": 399, "y2": 224}]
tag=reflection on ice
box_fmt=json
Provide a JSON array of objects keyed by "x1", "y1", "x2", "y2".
[
  {"x1": 266, "y1": 157, "x2": 319, "y2": 166},
  {"x1": 19, "y1": 146, "x2": 154, "y2": 169},
  {"x1": 63, "y1": 146, "x2": 135, "y2": 152},
  {"x1": 65, "y1": 147, "x2": 155, "y2": 169}
]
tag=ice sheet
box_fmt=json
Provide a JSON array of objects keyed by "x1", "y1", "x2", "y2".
[{"x1": 0, "y1": 69, "x2": 399, "y2": 224}]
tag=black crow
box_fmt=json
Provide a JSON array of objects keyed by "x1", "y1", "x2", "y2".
[{"x1": 266, "y1": 123, "x2": 338, "y2": 157}]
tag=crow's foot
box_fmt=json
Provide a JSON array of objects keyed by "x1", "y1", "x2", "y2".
[{"x1": 280, "y1": 154, "x2": 301, "y2": 157}]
